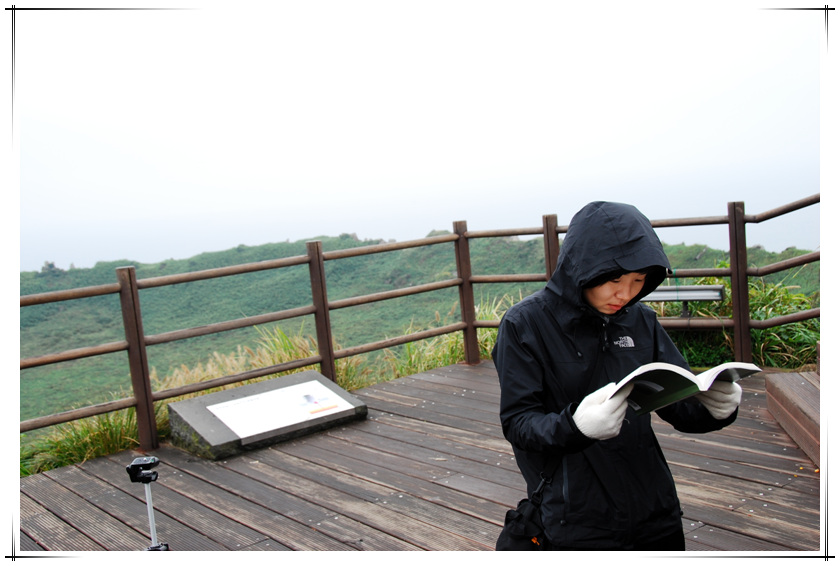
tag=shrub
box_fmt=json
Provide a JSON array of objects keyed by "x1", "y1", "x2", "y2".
[{"x1": 652, "y1": 264, "x2": 819, "y2": 368}]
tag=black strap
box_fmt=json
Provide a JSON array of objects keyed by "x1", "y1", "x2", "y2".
[{"x1": 530, "y1": 456, "x2": 561, "y2": 506}]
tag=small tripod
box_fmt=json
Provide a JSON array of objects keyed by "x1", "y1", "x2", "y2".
[{"x1": 126, "y1": 456, "x2": 169, "y2": 551}]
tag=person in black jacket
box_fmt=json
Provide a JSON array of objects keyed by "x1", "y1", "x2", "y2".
[{"x1": 492, "y1": 201, "x2": 742, "y2": 551}]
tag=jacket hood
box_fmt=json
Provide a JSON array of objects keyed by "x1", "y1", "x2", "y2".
[{"x1": 547, "y1": 202, "x2": 670, "y2": 309}]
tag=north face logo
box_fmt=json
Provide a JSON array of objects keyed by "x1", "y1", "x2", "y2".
[{"x1": 614, "y1": 336, "x2": 635, "y2": 348}]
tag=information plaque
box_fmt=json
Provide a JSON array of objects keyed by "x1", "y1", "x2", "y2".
[{"x1": 168, "y1": 370, "x2": 367, "y2": 460}]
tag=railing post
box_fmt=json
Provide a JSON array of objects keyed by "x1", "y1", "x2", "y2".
[
  {"x1": 728, "y1": 201, "x2": 752, "y2": 363},
  {"x1": 543, "y1": 214, "x2": 560, "y2": 279},
  {"x1": 116, "y1": 266, "x2": 158, "y2": 451},
  {"x1": 307, "y1": 241, "x2": 337, "y2": 381},
  {"x1": 453, "y1": 221, "x2": 481, "y2": 364}
]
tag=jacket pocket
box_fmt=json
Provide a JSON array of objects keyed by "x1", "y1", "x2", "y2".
[{"x1": 542, "y1": 452, "x2": 628, "y2": 531}]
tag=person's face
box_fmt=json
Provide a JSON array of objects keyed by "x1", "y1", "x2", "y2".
[{"x1": 584, "y1": 272, "x2": 647, "y2": 315}]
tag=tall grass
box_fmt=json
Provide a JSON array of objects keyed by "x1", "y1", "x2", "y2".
[
  {"x1": 19, "y1": 403, "x2": 170, "y2": 477},
  {"x1": 382, "y1": 294, "x2": 511, "y2": 377},
  {"x1": 744, "y1": 276, "x2": 820, "y2": 368}
]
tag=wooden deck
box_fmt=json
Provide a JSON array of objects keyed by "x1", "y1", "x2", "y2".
[{"x1": 19, "y1": 361, "x2": 822, "y2": 553}]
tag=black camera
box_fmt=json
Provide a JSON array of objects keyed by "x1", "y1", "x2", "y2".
[{"x1": 126, "y1": 456, "x2": 160, "y2": 484}]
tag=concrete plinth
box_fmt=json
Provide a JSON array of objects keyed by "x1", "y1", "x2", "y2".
[{"x1": 167, "y1": 371, "x2": 367, "y2": 460}]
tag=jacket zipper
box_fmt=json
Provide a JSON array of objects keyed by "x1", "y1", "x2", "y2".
[{"x1": 561, "y1": 458, "x2": 569, "y2": 525}]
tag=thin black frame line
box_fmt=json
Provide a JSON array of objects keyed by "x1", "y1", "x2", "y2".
[
  {"x1": 762, "y1": 5, "x2": 834, "y2": 49},
  {"x1": 6, "y1": 3, "x2": 191, "y2": 555},
  {"x1": 5, "y1": 4, "x2": 191, "y2": 146},
  {"x1": 10, "y1": 5, "x2": 13, "y2": 145},
  {"x1": 4, "y1": 7, "x2": 189, "y2": 9}
]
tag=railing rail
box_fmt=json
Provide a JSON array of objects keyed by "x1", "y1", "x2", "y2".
[{"x1": 20, "y1": 195, "x2": 820, "y2": 448}]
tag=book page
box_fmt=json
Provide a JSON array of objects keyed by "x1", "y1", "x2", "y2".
[
  {"x1": 612, "y1": 362, "x2": 697, "y2": 392},
  {"x1": 695, "y1": 362, "x2": 762, "y2": 390}
]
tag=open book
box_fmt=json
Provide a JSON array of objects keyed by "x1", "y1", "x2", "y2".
[{"x1": 608, "y1": 361, "x2": 762, "y2": 415}]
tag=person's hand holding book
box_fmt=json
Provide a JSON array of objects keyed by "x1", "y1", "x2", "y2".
[
  {"x1": 573, "y1": 383, "x2": 634, "y2": 440},
  {"x1": 695, "y1": 380, "x2": 742, "y2": 419}
]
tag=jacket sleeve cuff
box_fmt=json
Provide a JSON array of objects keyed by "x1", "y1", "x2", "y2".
[
  {"x1": 559, "y1": 403, "x2": 598, "y2": 452},
  {"x1": 658, "y1": 398, "x2": 739, "y2": 433}
]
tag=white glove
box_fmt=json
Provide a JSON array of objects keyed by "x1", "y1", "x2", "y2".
[
  {"x1": 572, "y1": 382, "x2": 633, "y2": 440},
  {"x1": 696, "y1": 380, "x2": 742, "y2": 420}
]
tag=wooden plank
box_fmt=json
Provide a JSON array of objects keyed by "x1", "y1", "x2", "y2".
[
  {"x1": 679, "y1": 499, "x2": 819, "y2": 550},
  {"x1": 19, "y1": 529, "x2": 47, "y2": 552},
  {"x1": 655, "y1": 414, "x2": 811, "y2": 459},
  {"x1": 799, "y1": 371, "x2": 820, "y2": 388},
  {"x1": 17, "y1": 361, "x2": 821, "y2": 553},
  {"x1": 376, "y1": 487, "x2": 500, "y2": 549},
  {"x1": 20, "y1": 472, "x2": 151, "y2": 551},
  {"x1": 362, "y1": 369, "x2": 501, "y2": 410},
  {"x1": 656, "y1": 429, "x2": 817, "y2": 476},
  {"x1": 430, "y1": 361, "x2": 500, "y2": 382},
  {"x1": 357, "y1": 389, "x2": 502, "y2": 436},
  {"x1": 685, "y1": 522, "x2": 791, "y2": 552},
  {"x1": 432, "y1": 471, "x2": 518, "y2": 508},
  {"x1": 681, "y1": 515, "x2": 790, "y2": 551},
  {"x1": 368, "y1": 409, "x2": 512, "y2": 454},
  {"x1": 766, "y1": 372, "x2": 820, "y2": 467},
  {"x1": 686, "y1": 539, "x2": 718, "y2": 551},
  {"x1": 381, "y1": 373, "x2": 502, "y2": 407},
  {"x1": 767, "y1": 374, "x2": 820, "y2": 424},
  {"x1": 279, "y1": 434, "x2": 518, "y2": 517},
  {"x1": 153, "y1": 445, "x2": 399, "y2": 550},
  {"x1": 357, "y1": 409, "x2": 519, "y2": 474},
  {"x1": 365, "y1": 379, "x2": 500, "y2": 420},
  {"x1": 19, "y1": 493, "x2": 104, "y2": 551},
  {"x1": 356, "y1": 385, "x2": 498, "y2": 424},
  {"x1": 419, "y1": 366, "x2": 502, "y2": 393},
  {"x1": 675, "y1": 478, "x2": 818, "y2": 535},
  {"x1": 259, "y1": 445, "x2": 502, "y2": 543},
  {"x1": 221, "y1": 446, "x2": 491, "y2": 550},
  {"x1": 239, "y1": 539, "x2": 294, "y2": 551},
  {"x1": 44, "y1": 464, "x2": 228, "y2": 551},
  {"x1": 79, "y1": 455, "x2": 271, "y2": 550},
  {"x1": 323, "y1": 425, "x2": 524, "y2": 490},
  {"x1": 667, "y1": 449, "x2": 810, "y2": 495},
  {"x1": 674, "y1": 461, "x2": 820, "y2": 518},
  {"x1": 714, "y1": 414, "x2": 802, "y2": 447}
]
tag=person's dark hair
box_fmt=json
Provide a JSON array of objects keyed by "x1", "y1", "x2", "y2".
[{"x1": 583, "y1": 266, "x2": 658, "y2": 289}]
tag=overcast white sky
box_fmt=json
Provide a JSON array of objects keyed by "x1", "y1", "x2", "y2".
[{"x1": 7, "y1": 0, "x2": 835, "y2": 273}]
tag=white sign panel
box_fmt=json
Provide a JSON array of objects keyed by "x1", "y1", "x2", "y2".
[{"x1": 207, "y1": 380, "x2": 354, "y2": 440}]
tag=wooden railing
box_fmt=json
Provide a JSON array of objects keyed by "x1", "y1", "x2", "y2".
[{"x1": 20, "y1": 195, "x2": 820, "y2": 450}]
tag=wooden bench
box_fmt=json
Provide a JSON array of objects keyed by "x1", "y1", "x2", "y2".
[
  {"x1": 766, "y1": 370, "x2": 820, "y2": 467},
  {"x1": 766, "y1": 342, "x2": 820, "y2": 468},
  {"x1": 642, "y1": 285, "x2": 725, "y2": 317}
]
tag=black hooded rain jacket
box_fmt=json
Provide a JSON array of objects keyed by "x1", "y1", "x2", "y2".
[{"x1": 492, "y1": 202, "x2": 737, "y2": 549}]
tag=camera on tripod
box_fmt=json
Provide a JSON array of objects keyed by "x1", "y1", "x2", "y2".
[
  {"x1": 126, "y1": 456, "x2": 160, "y2": 484},
  {"x1": 126, "y1": 455, "x2": 168, "y2": 550}
]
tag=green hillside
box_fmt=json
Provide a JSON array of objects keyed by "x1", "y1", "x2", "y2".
[{"x1": 20, "y1": 234, "x2": 819, "y2": 422}]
